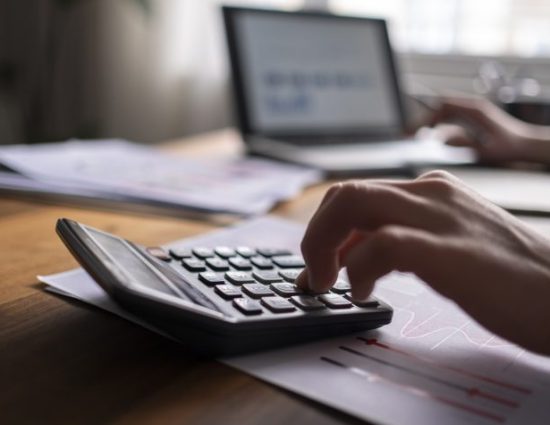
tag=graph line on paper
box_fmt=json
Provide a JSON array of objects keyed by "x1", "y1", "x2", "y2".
[
  {"x1": 320, "y1": 356, "x2": 506, "y2": 423},
  {"x1": 339, "y1": 346, "x2": 519, "y2": 408},
  {"x1": 357, "y1": 337, "x2": 532, "y2": 395}
]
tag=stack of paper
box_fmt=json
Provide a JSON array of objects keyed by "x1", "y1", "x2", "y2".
[{"x1": 0, "y1": 139, "x2": 322, "y2": 215}]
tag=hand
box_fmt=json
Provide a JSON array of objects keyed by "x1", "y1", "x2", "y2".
[
  {"x1": 430, "y1": 96, "x2": 550, "y2": 163},
  {"x1": 297, "y1": 171, "x2": 550, "y2": 355}
]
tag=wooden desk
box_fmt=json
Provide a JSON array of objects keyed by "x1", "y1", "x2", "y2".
[{"x1": 1, "y1": 130, "x2": 364, "y2": 425}]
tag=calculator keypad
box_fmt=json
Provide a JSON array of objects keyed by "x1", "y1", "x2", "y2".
[
  {"x1": 252, "y1": 270, "x2": 282, "y2": 284},
  {"x1": 167, "y1": 245, "x2": 384, "y2": 317},
  {"x1": 205, "y1": 258, "x2": 230, "y2": 271},
  {"x1": 233, "y1": 298, "x2": 262, "y2": 315},
  {"x1": 182, "y1": 258, "x2": 207, "y2": 272},
  {"x1": 198, "y1": 272, "x2": 225, "y2": 286}
]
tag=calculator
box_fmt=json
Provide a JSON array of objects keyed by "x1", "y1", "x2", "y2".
[{"x1": 56, "y1": 218, "x2": 393, "y2": 356}]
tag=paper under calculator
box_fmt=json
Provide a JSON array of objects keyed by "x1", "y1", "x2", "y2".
[{"x1": 56, "y1": 218, "x2": 393, "y2": 355}]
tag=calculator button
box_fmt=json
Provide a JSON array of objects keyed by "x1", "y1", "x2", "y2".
[
  {"x1": 250, "y1": 256, "x2": 273, "y2": 269},
  {"x1": 236, "y1": 246, "x2": 256, "y2": 258},
  {"x1": 169, "y1": 247, "x2": 193, "y2": 259},
  {"x1": 215, "y1": 285, "x2": 242, "y2": 300},
  {"x1": 262, "y1": 297, "x2": 296, "y2": 313},
  {"x1": 233, "y1": 298, "x2": 262, "y2": 315},
  {"x1": 257, "y1": 248, "x2": 292, "y2": 258},
  {"x1": 330, "y1": 279, "x2": 351, "y2": 294},
  {"x1": 253, "y1": 270, "x2": 282, "y2": 284},
  {"x1": 192, "y1": 247, "x2": 215, "y2": 259},
  {"x1": 214, "y1": 246, "x2": 236, "y2": 258},
  {"x1": 146, "y1": 247, "x2": 171, "y2": 262},
  {"x1": 228, "y1": 257, "x2": 253, "y2": 270},
  {"x1": 290, "y1": 295, "x2": 326, "y2": 311},
  {"x1": 199, "y1": 272, "x2": 225, "y2": 286},
  {"x1": 205, "y1": 258, "x2": 230, "y2": 271},
  {"x1": 182, "y1": 258, "x2": 207, "y2": 272},
  {"x1": 270, "y1": 283, "x2": 303, "y2": 297},
  {"x1": 318, "y1": 294, "x2": 353, "y2": 309},
  {"x1": 273, "y1": 255, "x2": 305, "y2": 269},
  {"x1": 225, "y1": 271, "x2": 254, "y2": 285},
  {"x1": 344, "y1": 294, "x2": 379, "y2": 308},
  {"x1": 278, "y1": 269, "x2": 303, "y2": 283},
  {"x1": 242, "y1": 283, "x2": 274, "y2": 299}
]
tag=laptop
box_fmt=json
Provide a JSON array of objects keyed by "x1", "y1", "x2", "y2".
[{"x1": 222, "y1": 6, "x2": 474, "y2": 175}]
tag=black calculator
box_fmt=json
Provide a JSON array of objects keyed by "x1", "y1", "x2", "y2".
[{"x1": 56, "y1": 218, "x2": 393, "y2": 356}]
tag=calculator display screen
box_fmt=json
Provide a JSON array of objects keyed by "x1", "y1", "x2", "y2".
[{"x1": 88, "y1": 229, "x2": 178, "y2": 297}]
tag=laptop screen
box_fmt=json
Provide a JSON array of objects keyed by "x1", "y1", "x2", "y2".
[{"x1": 224, "y1": 7, "x2": 405, "y2": 138}]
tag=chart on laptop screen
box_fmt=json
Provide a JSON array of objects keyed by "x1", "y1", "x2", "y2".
[{"x1": 233, "y1": 12, "x2": 402, "y2": 134}]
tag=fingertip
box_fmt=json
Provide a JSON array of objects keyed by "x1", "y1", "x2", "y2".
[
  {"x1": 350, "y1": 281, "x2": 373, "y2": 301},
  {"x1": 296, "y1": 269, "x2": 310, "y2": 290}
]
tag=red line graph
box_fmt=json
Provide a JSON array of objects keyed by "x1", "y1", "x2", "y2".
[
  {"x1": 358, "y1": 337, "x2": 533, "y2": 395},
  {"x1": 321, "y1": 356, "x2": 506, "y2": 423}
]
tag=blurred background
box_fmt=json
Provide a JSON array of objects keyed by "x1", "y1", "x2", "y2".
[{"x1": 1, "y1": 0, "x2": 550, "y2": 145}]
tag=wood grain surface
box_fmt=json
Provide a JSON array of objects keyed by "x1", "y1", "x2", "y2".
[{"x1": 0, "y1": 130, "x2": 369, "y2": 425}]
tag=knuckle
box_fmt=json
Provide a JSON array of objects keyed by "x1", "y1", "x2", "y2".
[
  {"x1": 333, "y1": 180, "x2": 365, "y2": 203},
  {"x1": 417, "y1": 172, "x2": 460, "y2": 199},
  {"x1": 418, "y1": 169, "x2": 454, "y2": 181},
  {"x1": 326, "y1": 182, "x2": 345, "y2": 197}
]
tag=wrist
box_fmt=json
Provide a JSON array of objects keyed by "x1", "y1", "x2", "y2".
[{"x1": 518, "y1": 130, "x2": 550, "y2": 164}]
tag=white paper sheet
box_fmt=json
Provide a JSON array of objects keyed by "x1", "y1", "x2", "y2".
[
  {"x1": 0, "y1": 140, "x2": 321, "y2": 215},
  {"x1": 40, "y1": 216, "x2": 550, "y2": 425}
]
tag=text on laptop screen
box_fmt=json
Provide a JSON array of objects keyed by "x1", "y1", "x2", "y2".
[{"x1": 232, "y1": 11, "x2": 402, "y2": 136}]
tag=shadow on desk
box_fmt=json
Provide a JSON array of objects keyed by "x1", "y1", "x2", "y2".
[{"x1": 2, "y1": 287, "x2": 370, "y2": 425}]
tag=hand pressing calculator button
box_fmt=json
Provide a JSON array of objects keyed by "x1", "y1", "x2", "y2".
[{"x1": 56, "y1": 218, "x2": 393, "y2": 356}]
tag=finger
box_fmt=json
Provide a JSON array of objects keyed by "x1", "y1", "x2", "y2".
[
  {"x1": 299, "y1": 182, "x2": 443, "y2": 292},
  {"x1": 430, "y1": 97, "x2": 499, "y2": 135},
  {"x1": 343, "y1": 225, "x2": 439, "y2": 300},
  {"x1": 445, "y1": 136, "x2": 473, "y2": 147}
]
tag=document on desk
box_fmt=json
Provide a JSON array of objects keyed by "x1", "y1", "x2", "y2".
[
  {"x1": 40, "y1": 216, "x2": 550, "y2": 425},
  {"x1": 0, "y1": 139, "x2": 321, "y2": 215}
]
